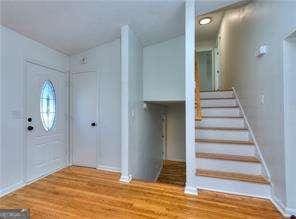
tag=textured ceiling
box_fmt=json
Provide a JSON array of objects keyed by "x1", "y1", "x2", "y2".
[
  {"x1": 1, "y1": 1, "x2": 185, "y2": 55},
  {"x1": 1, "y1": 0, "x2": 244, "y2": 55},
  {"x1": 196, "y1": 10, "x2": 224, "y2": 42},
  {"x1": 196, "y1": 0, "x2": 249, "y2": 42}
]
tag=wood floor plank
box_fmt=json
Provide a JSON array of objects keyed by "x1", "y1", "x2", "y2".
[
  {"x1": 156, "y1": 160, "x2": 186, "y2": 186},
  {"x1": 0, "y1": 166, "x2": 282, "y2": 219}
]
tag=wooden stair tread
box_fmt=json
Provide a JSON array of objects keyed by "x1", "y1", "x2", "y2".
[
  {"x1": 197, "y1": 116, "x2": 243, "y2": 119},
  {"x1": 200, "y1": 90, "x2": 233, "y2": 93},
  {"x1": 201, "y1": 106, "x2": 239, "y2": 109},
  {"x1": 196, "y1": 139, "x2": 254, "y2": 145},
  {"x1": 196, "y1": 152, "x2": 260, "y2": 163},
  {"x1": 196, "y1": 169, "x2": 270, "y2": 184},
  {"x1": 201, "y1": 97, "x2": 235, "y2": 100},
  {"x1": 196, "y1": 127, "x2": 248, "y2": 131}
]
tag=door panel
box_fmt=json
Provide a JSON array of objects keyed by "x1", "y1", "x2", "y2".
[
  {"x1": 71, "y1": 72, "x2": 98, "y2": 168},
  {"x1": 26, "y1": 62, "x2": 67, "y2": 182}
]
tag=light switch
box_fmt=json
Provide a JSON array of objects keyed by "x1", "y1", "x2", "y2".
[{"x1": 131, "y1": 110, "x2": 135, "y2": 118}]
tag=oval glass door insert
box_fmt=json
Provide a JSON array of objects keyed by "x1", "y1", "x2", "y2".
[{"x1": 40, "y1": 80, "x2": 56, "y2": 131}]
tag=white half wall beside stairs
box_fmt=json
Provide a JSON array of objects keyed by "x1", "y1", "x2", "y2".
[
  {"x1": 195, "y1": 90, "x2": 271, "y2": 199},
  {"x1": 120, "y1": 25, "x2": 164, "y2": 183}
]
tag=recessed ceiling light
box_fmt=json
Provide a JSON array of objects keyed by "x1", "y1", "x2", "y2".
[{"x1": 199, "y1": 17, "x2": 212, "y2": 25}]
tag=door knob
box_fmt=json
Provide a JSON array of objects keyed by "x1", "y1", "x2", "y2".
[
  {"x1": 27, "y1": 126, "x2": 34, "y2": 131},
  {"x1": 91, "y1": 122, "x2": 97, "y2": 127}
]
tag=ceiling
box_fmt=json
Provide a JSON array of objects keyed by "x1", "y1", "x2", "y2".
[
  {"x1": 196, "y1": 0, "x2": 249, "y2": 42},
  {"x1": 196, "y1": 10, "x2": 224, "y2": 42},
  {"x1": 1, "y1": 0, "x2": 244, "y2": 55},
  {"x1": 1, "y1": 1, "x2": 185, "y2": 55},
  {"x1": 195, "y1": 0, "x2": 244, "y2": 15}
]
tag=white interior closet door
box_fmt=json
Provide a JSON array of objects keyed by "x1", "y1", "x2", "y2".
[
  {"x1": 26, "y1": 62, "x2": 68, "y2": 182},
  {"x1": 71, "y1": 71, "x2": 98, "y2": 168}
]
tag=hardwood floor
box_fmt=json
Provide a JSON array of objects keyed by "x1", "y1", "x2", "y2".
[
  {"x1": 157, "y1": 160, "x2": 186, "y2": 186},
  {"x1": 0, "y1": 166, "x2": 282, "y2": 218}
]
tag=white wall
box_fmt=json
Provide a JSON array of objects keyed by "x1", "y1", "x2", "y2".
[
  {"x1": 166, "y1": 103, "x2": 185, "y2": 162},
  {"x1": 0, "y1": 26, "x2": 69, "y2": 195},
  {"x1": 0, "y1": 26, "x2": 3, "y2": 191},
  {"x1": 128, "y1": 27, "x2": 164, "y2": 181},
  {"x1": 284, "y1": 35, "x2": 296, "y2": 213},
  {"x1": 70, "y1": 39, "x2": 121, "y2": 171},
  {"x1": 130, "y1": 101, "x2": 165, "y2": 181},
  {"x1": 143, "y1": 35, "x2": 185, "y2": 101},
  {"x1": 121, "y1": 26, "x2": 164, "y2": 181},
  {"x1": 196, "y1": 39, "x2": 216, "y2": 51},
  {"x1": 217, "y1": 1, "x2": 296, "y2": 208}
]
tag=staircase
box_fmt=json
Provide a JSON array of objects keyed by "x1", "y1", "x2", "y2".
[{"x1": 195, "y1": 90, "x2": 271, "y2": 198}]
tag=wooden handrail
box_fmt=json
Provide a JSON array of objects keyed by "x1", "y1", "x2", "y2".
[{"x1": 195, "y1": 52, "x2": 202, "y2": 121}]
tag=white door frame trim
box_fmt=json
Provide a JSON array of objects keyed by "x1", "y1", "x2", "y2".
[{"x1": 282, "y1": 30, "x2": 296, "y2": 217}]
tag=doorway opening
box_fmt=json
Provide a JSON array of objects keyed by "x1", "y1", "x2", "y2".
[
  {"x1": 283, "y1": 30, "x2": 296, "y2": 211},
  {"x1": 196, "y1": 9, "x2": 224, "y2": 92},
  {"x1": 156, "y1": 103, "x2": 186, "y2": 187},
  {"x1": 196, "y1": 50, "x2": 214, "y2": 91}
]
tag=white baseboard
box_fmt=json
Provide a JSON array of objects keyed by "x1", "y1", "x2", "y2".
[
  {"x1": 154, "y1": 161, "x2": 163, "y2": 182},
  {"x1": 26, "y1": 163, "x2": 67, "y2": 184},
  {"x1": 270, "y1": 192, "x2": 291, "y2": 218},
  {"x1": 0, "y1": 163, "x2": 68, "y2": 198},
  {"x1": 0, "y1": 181, "x2": 25, "y2": 198},
  {"x1": 184, "y1": 186, "x2": 198, "y2": 195},
  {"x1": 97, "y1": 164, "x2": 120, "y2": 173},
  {"x1": 286, "y1": 207, "x2": 296, "y2": 216},
  {"x1": 232, "y1": 87, "x2": 271, "y2": 179},
  {"x1": 119, "y1": 174, "x2": 132, "y2": 183}
]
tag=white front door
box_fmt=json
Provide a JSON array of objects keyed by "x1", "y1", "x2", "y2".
[
  {"x1": 26, "y1": 62, "x2": 68, "y2": 182},
  {"x1": 71, "y1": 72, "x2": 98, "y2": 168}
]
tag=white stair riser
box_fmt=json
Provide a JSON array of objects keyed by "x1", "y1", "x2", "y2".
[
  {"x1": 201, "y1": 91, "x2": 234, "y2": 99},
  {"x1": 197, "y1": 129, "x2": 250, "y2": 141},
  {"x1": 196, "y1": 142, "x2": 256, "y2": 156},
  {"x1": 196, "y1": 176, "x2": 271, "y2": 198},
  {"x1": 197, "y1": 118, "x2": 245, "y2": 129},
  {"x1": 202, "y1": 108, "x2": 241, "y2": 117},
  {"x1": 196, "y1": 158, "x2": 262, "y2": 175},
  {"x1": 201, "y1": 99, "x2": 237, "y2": 107}
]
